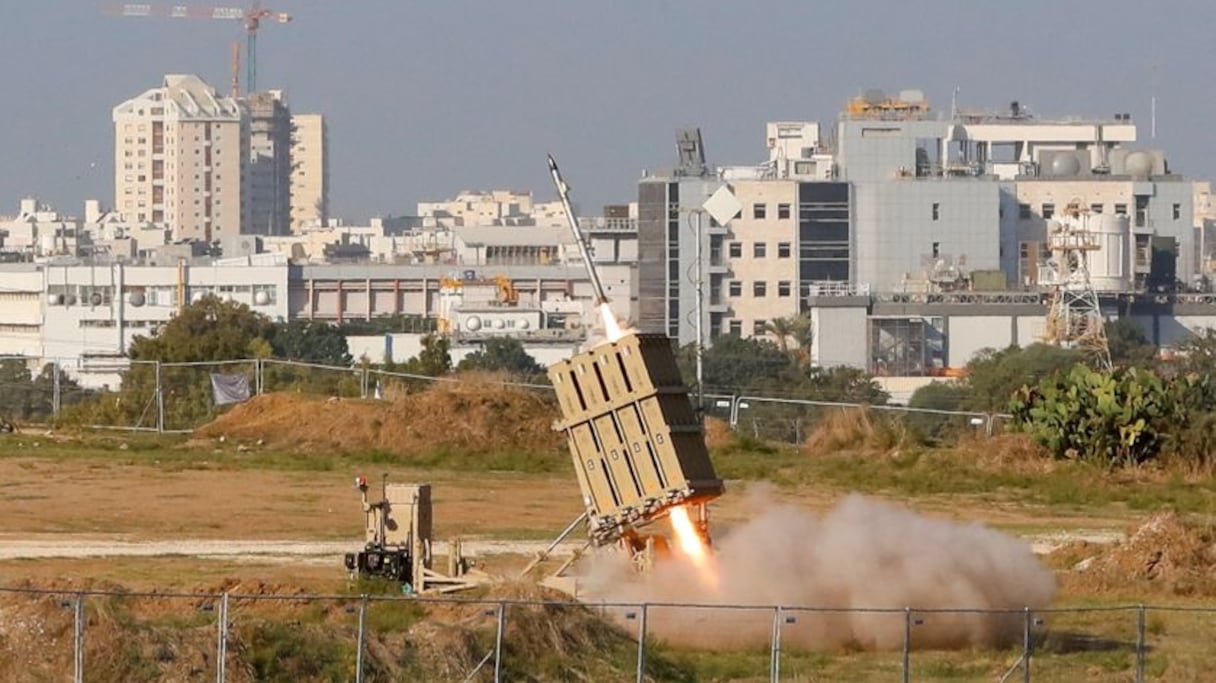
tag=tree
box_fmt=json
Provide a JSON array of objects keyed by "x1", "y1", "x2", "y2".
[
  {"x1": 790, "y1": 315, "x2": 814, "y2": 367},
  {"x1": 398, "y1": 334, "x2": 452, "y2": 377},
  {"x1": 129, "y1": 295, "x2": 273, "y2": 363},
  {"x1": 678, "y1": 336, "x2": 793, "y2": 392},
  {"x1": 763, "y1": 317, "x2": 797, "y2": 355},
  {"x1": 907, "y1": 381, "x2": 972, "y2": 442},
  {"x1": 1172, "y1": 328, "x2": 1216, "y2": 378},
  {"x1": 1105, "y1": 318, "x2": 1158, "y2": 369},
  {"x1": 962, "y1": 344, "x2": 1084, "y2": 412},
  {"x1": 270, "y1": 320, "x2": 353, "y2": 366},
  {"x1": 0, "y1": 360, "x2": 92, "y2": 423},
  {"x1": 457, "y1": 337, "x2": 544, "y2": 377}
]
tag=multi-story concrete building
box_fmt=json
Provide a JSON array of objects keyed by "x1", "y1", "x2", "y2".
[
  {"x1": 113, "y1": 75, "x2": 247, "y2": 243},
  {"x1": 246, "y1": 90, "x2": 292, "y2": 236},
  {"x1": 0, "y1": 257, "x2": 636, "y2": 387},
  {"x1": 0, "y1": 198, "x2": 170, "y2": 261},
  {"x1": 289, "y1": 113, "x2": 328, "y2": 231},
  {"x1": 417, "y1": 190, "x2": 566, "y2": 228},
  {"x1": 639, "y1": 91, "x2": 1215, "y2": 376}
]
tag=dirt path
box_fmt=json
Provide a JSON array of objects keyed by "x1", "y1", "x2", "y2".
[{"x1": 0, "y1": 528, "x2": 1120, "y2": 565}]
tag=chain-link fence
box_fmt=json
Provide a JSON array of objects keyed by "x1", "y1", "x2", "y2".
[
  {"x1": 727, "y1": 395, "x2": 1008, "y2": 448},
  {"x1": 0, "y1": 587, "x2": 1205, "y2": 682},
  {"x1": 5, "y1": 354, "x2": 1011, "y2": 440},
  {"x1": 157, "y1": 360, "x2": 258, "y2": 432}
]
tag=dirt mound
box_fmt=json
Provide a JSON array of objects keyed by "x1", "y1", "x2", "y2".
[
  {"x1": 195, "y1": 376, "x2": 564, "y2": 458},
  {"x1": 1058, "y1": 512, "x2": 1216, "y2": 597}
]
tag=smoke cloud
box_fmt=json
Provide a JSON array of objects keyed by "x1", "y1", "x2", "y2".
[{"x1": 580, "y1": 492, "x2": 1056, "y2": 650}]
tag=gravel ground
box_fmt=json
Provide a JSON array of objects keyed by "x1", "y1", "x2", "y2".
[{"x1": 0, "y1": 529, "x2": 1120, "y2": 565}]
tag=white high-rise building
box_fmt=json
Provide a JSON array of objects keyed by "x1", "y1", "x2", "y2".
[
  {"x1": 289, "y1": 113, "x2": 328, "y2": 232},
  {"x1": 112, "y1": 75, "x2": 248, "y2": 243}
]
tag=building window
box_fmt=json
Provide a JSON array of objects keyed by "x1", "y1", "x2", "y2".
[
  {"x1": 753, "y1": 242, "x2": 767, "y2": 258},
  {"x1": 753, "y1": 320, "x2": 767, "y2": 337},
  {"x1": 728, "y1": 320, "x2": 742, "y2": 337},
  {"x1": 778, "y1": 281, "x2": 792, "y2": 297},
  {"x1": 728, "y1": 281, "x2": 742, "y2": 297},
  {"x1": 777, "y1": 203, "x2": 791, "y2": 219},
  {"x1": 753, "y1": 281, "x2": 767, "y2": 297},
  {"x1": 753, "y1": 203, "x2": 766, "y2": 220},
  {"x1": 728, "y1": 242, "x2": 742, "y2": 258},
  {"x1": 932, "y1": 202, "x2": 940, "y2": 221},
  {"x1": 1018, "y1": 203, "x2": 1031, "y2": 219},
  {"x1": 1115, "y1": 203, "x2": 1128, "y2": 215},
  {"x1": 777, "y1": 242, "x2": 791, "y2": 258},
  {"x1": 1173, "y1": 203, "x2": 1182, "y2": 220},
  {"x1": 1042, "y1": 203, "x2": 1055, "y2": 219},
  {"x1": 1091, "y1": 203, "x2": 1104, "y2": 214}
]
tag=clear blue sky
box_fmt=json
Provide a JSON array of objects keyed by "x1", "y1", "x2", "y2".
[{"x1": 2, "y1": 1, "x2": 1213, "y2": 220}]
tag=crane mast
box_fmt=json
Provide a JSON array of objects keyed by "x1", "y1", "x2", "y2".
[{"x1": 109, "y1": 2, "x2": 292, "y2": 95}]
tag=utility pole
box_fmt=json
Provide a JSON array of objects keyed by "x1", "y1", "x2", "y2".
[{"x1": 693, "y1": 209, "x2": 705, "y2": 411}]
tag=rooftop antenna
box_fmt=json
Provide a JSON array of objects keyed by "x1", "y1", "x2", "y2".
[
  {"x1": 950, "y1": 87, "x2": 960, "y2": 120},
  {"x1": 1150, "y1": 60, "x2": 1159, "y2": 140}
]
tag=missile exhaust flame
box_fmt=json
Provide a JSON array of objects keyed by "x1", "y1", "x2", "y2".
[
  {"x1": 599, "y1": 303, "x2": 625, "y2": 343},
  {"x1": 669, "y1": 505, "x2": 718, "y2": 590}
]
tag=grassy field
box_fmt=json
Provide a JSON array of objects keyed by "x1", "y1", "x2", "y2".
[{"x1": 1, "y1": 429, "x2": 1215, "y2": 681}]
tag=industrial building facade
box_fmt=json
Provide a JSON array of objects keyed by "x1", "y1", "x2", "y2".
[{"x1": 637, "y1": 90, "x2": 1213, "y2": 373}]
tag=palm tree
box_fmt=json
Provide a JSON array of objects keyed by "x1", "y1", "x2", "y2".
[
  {"x1": 764, "y1": 316, "x2": 797, "y2": 355},
  {"x1": 790, "y1": 315, "x2": 814, "y2": 368},
  {"x1": 790, "y1": 314, "x2": 814, "y2": 350}
]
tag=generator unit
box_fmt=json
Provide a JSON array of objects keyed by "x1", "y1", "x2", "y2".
[
  {"x1": 547, "y1": 332, "x2": 724, "y2": 546},
  {"x1": 345, "y1": 477, "x2": 430, "y2": 588},
  {"x1": 344, "y1": 477, "x2": 485, "y2": 593}
]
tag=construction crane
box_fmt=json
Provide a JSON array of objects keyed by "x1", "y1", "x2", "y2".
[{"x1": 108, "y1": 2, "x2": 292, "y2": 95}]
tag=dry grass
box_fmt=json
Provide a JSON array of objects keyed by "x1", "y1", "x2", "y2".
[
  {"x1": 802, "y1": 407, "x2": 915, "y2": 457},
  {"x1": 702, "y1": 417, "x2": 734, "y2": 450},
  {"x1": 956, "y1": 432, "x2": 1058, "y2": 475}
]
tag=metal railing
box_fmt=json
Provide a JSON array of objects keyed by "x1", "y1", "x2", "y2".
[{"x1": 0, "y1": 586, "x2": 1205, "y2": 682}]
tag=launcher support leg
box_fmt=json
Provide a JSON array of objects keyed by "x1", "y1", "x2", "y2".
[
  {"x1": 518, "y1": 511, "x2": 589, "y2": 578},
  {"x1": 695, "y1": 502, "x2": 712, "y2": 548}
]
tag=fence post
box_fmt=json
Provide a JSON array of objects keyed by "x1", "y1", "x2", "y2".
[
  {"x1": 986, "y1": 414, "x2": 996, "y2": 438},
  {"x1": 155, "y1": 361, "x2": 165, "y2": 433},
  {"x1": 216, "y1": 592, "x2": 229, "y2": 683},
  {"x1": 729, "y1": 396, "x2": 741, "y2": 430},
  {"x1": 493, "y1": 601, "x2": 506, "y2": 683},
  {"x1": 255, "y1": 358, "x2": 264, "y2": 395},
  {"x1": 1135, "y1": 605, "x2": 1146, "y2": 683},
  {"x1": 1022, "y1": 607, "x2": 1032, "y2": 683},
  {"x1": 769, "y1": 606, "x2": 783, "y2": 683},
  {"x1": 902, "y1": 607, "x2": 911, "y2": 683},
  {"x1": 52, "y1": 360, "x2": 61, "y2": 418},
  {"x1": 73, "y1": 594, "x2": 84, "y2": 683},
  {"x1": 355, "y1": 594, "x2": 368, "y2": 683},
  {"x1": 635, "y1": 603, "x2": 648, "y2": 683}
]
